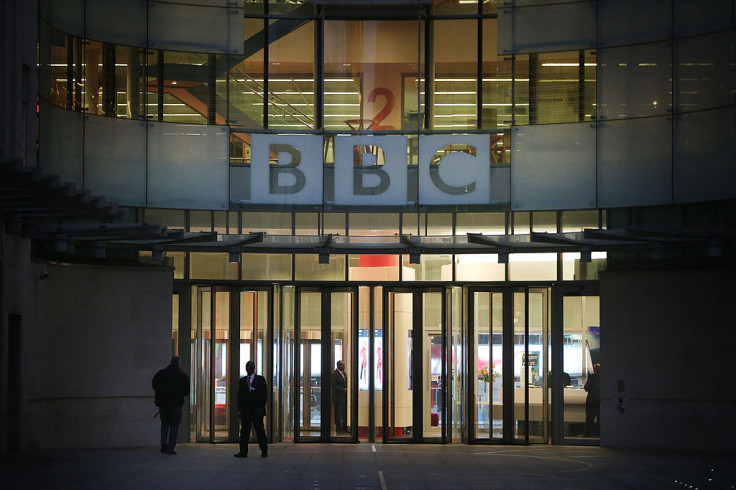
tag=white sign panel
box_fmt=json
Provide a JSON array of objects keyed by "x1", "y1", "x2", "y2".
[
  {"x1": 418, "y1": 134, "x2": 491, "y2": 205},
  {"x1": 334, "y1": 135, "x2": 408, "y2": 205},
  {"x1": 250, "y1": 134, "x2": 323, "y2": 204}
]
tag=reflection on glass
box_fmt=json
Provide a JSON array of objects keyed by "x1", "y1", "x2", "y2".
[
  {"x1": 563, "y1": 295, "x2": 600, "y2": 440},
  {"x1": 299, "y1": 291, "x2": 321, "y2": 437},
  {"x1": 331, "y1": 292, "x2": 353, "y2": 438},
  {"x1": 474, "y1": 291, "x2": 504, "y2": 440},
  {"x1": 387, "y1": 292, "x2": 413, "y2": 440},
  {"x1": 423, "y1": 291, "x2": 443, "y2": 439},
  {"x1": 214, "y1": 290, "x2": 230, "y2": 441}
]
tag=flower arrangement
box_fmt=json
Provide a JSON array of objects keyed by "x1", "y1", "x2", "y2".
[{"x1": 480, "y1": 363, "x2": 498, "y2": 383}]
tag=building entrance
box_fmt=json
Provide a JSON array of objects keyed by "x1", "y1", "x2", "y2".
[
  {"x1": 295, "y1": 287, "x2": 358, "y2": 442},
  {"x1": 383, "y1": 287, "x2": 451, "y2": 443},
  {"x1": 467, "y1": 287, "x2": 550, "y2": 444}
]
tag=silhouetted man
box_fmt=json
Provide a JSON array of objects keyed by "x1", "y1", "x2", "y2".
[
  {"x1": 332, "y1": 360, "x2": 348, "y2": 434},
  {"x1": 583, "y1": 363, "x2": 601, "y2": 437},
  {"x1": 152, "y1": 356, "x2": 190, "y2": 454},
  {"x1": 234, "y1": 360, "x2": 268, "y2": 458}
]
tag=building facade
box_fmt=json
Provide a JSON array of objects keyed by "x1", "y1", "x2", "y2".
[{"x1": 1, "y1": 0, "x2": 735, "y2": 453}]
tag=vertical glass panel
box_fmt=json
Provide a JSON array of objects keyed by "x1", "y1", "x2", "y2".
[
  {"x1": 240, "y1": 291, "x2": 255, "y2": 375},
  {"x1": 422, "y1": 291, "x2": 443, "y2": 440},
  {"x1": 331, "y1": 292, "x2": 354, "y2": 438},
  {"x1": 387, "y1": 291, "x2": 413, "y2": 440},
  {"x1": 510, "y1": 122, "x2": 596, "y2": 210},
  {"x1": 38, "y1": 102, "x2": 83, "y2": 186},
  {"x1": 324, "y1": 213, "x2": 346, "y2": 235},
  {"x1": 243, "y1": 254, "x2": 292, "y2": 281},
  {"x1": 295, "y1": 255, "x2": 345, "y2": 281},
  {"x1": 190, "y1": 210, "x2": 212, "y2": 232},
  {"x1": 82, "y1": 40, "x2": 104, "y2": 115},
  {"x1": 532, "y1": 211, "x2": 557, "y2": 233},
  {"x1": 39, "y1": 0, "x2": 84, "y2": 38},
  {"x1": 508, "y1": 253, "x2": 557, "y2": 281},
  {"x1": 116, "y1": 45, "x2": 146, "y2": 119},
  {"x1": 190, "y1": 253, "x2": 239, "y2": 280},
  {"x1": 563, "y1": 295, "x2": 600, "y2": 440},
  {"x1": 526, "y1": 289, "x2": 548, "y2": 443},
  {"x1": 498, "y1": 2, "x2": 595, "y2": 55},
  {"x1": 675, "y1": 31, "x2": 736, "y2": 113},
  {"x1": 295, "y1": 213, "x2": 318, "y2": 235},
  {"x1": 214, "y1": 290, "x2": 230, "y2": 441},
  {"x1": 145, "y1": 49, "x2": 161, "y2": 121},
  {"x1": 299, "y1": 291, "x2": 322, "y2": 438},
  {"x1": 256, "y1": 291, "x2": 268, "y2": 377},
  {"x1": 562, "y1": 252, "x2": 607, "y2": 281},
  {"x1": 357, "y1": 287, "x2": 371, "y2": 440},
  {"x1": 43, "y1": 26, "x2": 70, "y2": 109},
  {"x1": 83, "y1": 116, "x2": 146, "y2": 206},
  {"x1": 534, "y1": 50, "x2": 596, "y2": 124},
  {"x1": 597, "y1": 42, "x2": 672, "y2": 120},
  {"x1": 147, "y1": 123, "x2": 229, "y2": 209},
  {"x1": 597, "y1": 0, "x2": 671, "y2": 47},
  {"x1": 157, "y1": 51, "x2": 208, "y2": 124},
  {"x1": 483, "y1": 18, "x2": 513, "y2": 130},
  {"x1": 325, "y1": 20, "x2": 419, "y2": 132},
  {"x1": 455, "y1": 255, "x2": 506, "y2": 282},
  {"x1": 674, "y1": 0, "x2": 733, "y2": 37},
  {"x1": 402, "y1": 255, "x2": 452, "y2": 282},
  {"x1": 456, "y1": 212, "x2": 506, "y2": 235},
  {"x1": 449, "y1": 287, "x2": 463, "y2": 443},
  {"x1": 348, "y1": 255, "x2": 399, "y2": 282},
  {"x1": 373, "y1": 286, "x2": 384, "y2": 441},
  {"x1": 195, "y1": 287, "x2": 212, "y2": 441},
  {"x1": 402, "y1": 212, "x2": 420, "y2": 236},
  {"x1": 512, "y1": 291, "x2": 525, "y2": 441},
  {"x1": 268, "y1": 21, "x2": 315, "y2": 130},
  {"x1": 434, "y1": 20, "x2": 478, "y2": 130},
  {"x1": 512, "y1": 211, "x2": 530, "y2": 235},
  {"x1": 473, "y1": 291, "x2": 503, "y2": 440},
  {"x1": 243, "y1": 211, "x2": 292, "y2": 235},
  {"x1": 147, "y1": 2, "x2": 244, "y2": 54},
  {"x1": 426, "y1": 213, "x2": 453, "y2": 236},
  {"x1": 172, "y1": 294, "x2": 180, "y2": 356},
  {"x1": 229, "y1": 17, "x2": 265, "y2": 129},
  {"x1": 561, "y1": 210, "x2": 599, "y2": 232},
  {"x1": 144, "y1": 208, "x2": 186, "y2": 229},
  {"x1": 168, "y1": 252, "x2": 187, "y2": 280},
  {"x1": 282, "y1": 286, "x2": 296, "y2": 440},
  {"x1": 349, "y1": 213, "x2": 400, "y2": 236},
  {"x1": 213, "y1": 211, "x2": 228, "y2": 235},
  {"x1": 435, "y1": 0, "x2": 479, "y2": 15},
  {"x1": 673, "y1": 107, "x2": 736, "y2": 203},
  {"x1": 597, "y1": 116, "x2": 672, "y2": 208},
  {"x1": 85, "y1": 0, "x2": 147, "y2": 48},
  {"x1": 512, "y1": 54, "x2": 530, "y2": 126}
]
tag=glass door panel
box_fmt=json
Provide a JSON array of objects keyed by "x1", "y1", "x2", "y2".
[
  {"x1": 385, "y1": 291, "x2": 414, "y2": 440},
  {"x1": 195, "y1": 286, "x2": 212, "y2": 442},
  {"x1": 563, "y1": 295, "x2": 600, "y2": 440},
  {"x1": 240, "y1": 289, "x2": 271, "y2": 442},
  {"x1": 472, "y1": 291, "x2": 503, "y2": 441},
  {"x1": 330, "y1": 291, "x2": 354, "y2": 439},
  {"x1": 527, "y1": 289, "x2": 549, "y2": 443},
  {"x1": 513, "y1": 291, "x2": 527, "y2": 442},
  {"x1": 298, "y1": 291, "x2": 322, "y2": 439},
  {"x1": 373, "y1": 287, "x2": 384, "y2": 441},
  {"x1": 213, "y1": 290, "x2": 230, "y2": 441},
  {"x1": 422, "y1": 291, "x2": 444, "y2": 440},
  {"x1": 449, "y1": 287, "x2": 463, "y2": 443}
]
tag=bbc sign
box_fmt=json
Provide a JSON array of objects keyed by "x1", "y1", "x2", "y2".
[{"x1": 250, "y1": 134, "x2": 492, "y2": 206}]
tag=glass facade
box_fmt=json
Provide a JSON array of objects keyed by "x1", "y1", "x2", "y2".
[{"x1": 35, "y1": 0, "x2": 734, "y2": 450}]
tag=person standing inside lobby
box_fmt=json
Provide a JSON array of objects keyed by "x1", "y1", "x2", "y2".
[
  {"x1": 152, "y1": 356, "x2": 190, "y2": 454},
  {"x1": 332, "y1": 360, "x2": 348, "y2": 434},
  {"x1": 235, "y1": 360, "x2": 268, "y2": 458},
  {"x1": 583, "y1": 363, "x2": 601, "y2": 437}
]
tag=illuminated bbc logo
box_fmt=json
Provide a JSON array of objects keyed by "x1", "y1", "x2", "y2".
[{"x1": 250, "y1": 134, "x2": 491, "y2": 205}]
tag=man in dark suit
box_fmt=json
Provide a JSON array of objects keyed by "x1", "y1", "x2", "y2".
[
  {"x1": 234, "y1": 360, "x2": 268, "y2": 458},
  {"x1": 152, "y1": 356, "x2": 190, "y2": 455},
  {"x1": 331, "y1": 360, "x2": 348, "y2": 434}
]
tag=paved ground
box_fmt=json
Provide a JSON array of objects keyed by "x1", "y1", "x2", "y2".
[{"x1": 1, "y1": 443, "x2": 735, "y2": 489}]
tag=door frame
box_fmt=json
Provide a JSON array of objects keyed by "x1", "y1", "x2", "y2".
[
  {"x1": 466, "y1": 285, "x2": 552, "y2": 445},
  {"x1": 550, "y1": 281, "x2": 600, "y2": 446},
  {"x1": 382, "y1": 286, "x2": 451, "y2": 443},
  {"x1": 294, "y1": 285, "x2": 359, "y2": 442}
]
